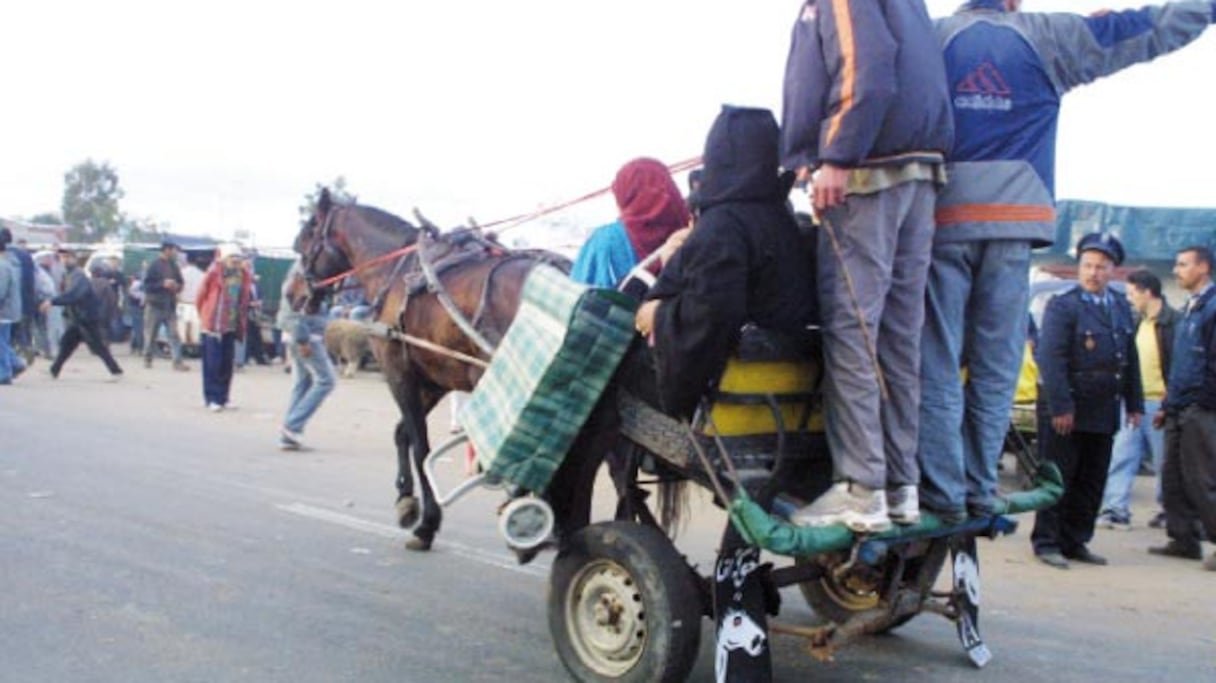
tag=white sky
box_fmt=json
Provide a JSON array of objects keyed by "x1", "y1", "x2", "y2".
[{"x1": 2, "y1": 0, "x2": 1214, "y2": 247}]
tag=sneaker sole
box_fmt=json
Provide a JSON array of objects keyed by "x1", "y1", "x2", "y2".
[{"x1": 792, "y1": 511, "x2": 893, "y2": 534}]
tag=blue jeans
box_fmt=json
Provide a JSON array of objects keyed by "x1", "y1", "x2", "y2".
[
  {"x1": 143, "y1": 306, "x2": 183, "y2": 362},
  {"x1": 283, "y1": 338, "x2": 336, "y2": 434},
  {"x1": 201, "y1": 332, "x2": 237, "y2": 406},
  {"x1": 1101, "y1": 398, "x2": 1163, "y2": 520},
  {"x1": 918, "y1": 240, "x2": 1031, "y2": 516},
  {"x1": 0, "y1": 322, "x2": 22, "y2": 382}
]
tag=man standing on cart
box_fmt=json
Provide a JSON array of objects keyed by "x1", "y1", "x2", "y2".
[
  {"x1": 918, "y1": 0, "x2": 1216, "y2": 527},
  {"x1": 780, "y1": 0, "x2": 953, "y2": 532}
]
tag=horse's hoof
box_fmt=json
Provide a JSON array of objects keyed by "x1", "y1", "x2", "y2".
[
  {"x1": 405, "y1": 536, "x2": 433, "y2": 552},
  {"x1": 395, "y1": 497, "x2": 420, "y2": 528}
]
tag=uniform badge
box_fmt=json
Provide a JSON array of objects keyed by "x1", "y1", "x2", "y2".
[{"x1": 1084, "y1": 332, "x2": 1096, "y2": 351}]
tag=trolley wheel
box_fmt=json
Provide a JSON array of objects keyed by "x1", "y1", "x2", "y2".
[
  {"x1": 548, "y1": 521, "x2": 702, "y2": 683},
  {"x1": 797, "y1": 544, "x2": 947, "y2": 632}
]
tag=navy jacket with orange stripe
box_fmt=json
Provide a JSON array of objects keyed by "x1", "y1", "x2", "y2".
[
  {"x1": 780, "y1": 0, "x2": 953, "y2": 173},
  {"x1": 934, "y1": 1, "x2": 1214, "y2": 246}
]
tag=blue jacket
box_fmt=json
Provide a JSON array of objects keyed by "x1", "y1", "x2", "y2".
[
  {"x1": 1164, "y1": 284, "x2": 1216, "y2": 413},
  {"x1": 780, "y1": 0, "x2": 953, "y2": 172},
  {"x1": 0, "y1": 252, "x2": 20, "y2": 322},
  {"x1": 934, "y1": 1, "x2": 1214, "y2": 246},
  {"x1": 11, "y1": 247, "x2": 35, "y2": 319},
  {"x1": 52, "y1": 266, "x2": 103, "y2": 323},
  {"x1": 1037, "y1": 286, "x2": 1145, "y2": 435}
]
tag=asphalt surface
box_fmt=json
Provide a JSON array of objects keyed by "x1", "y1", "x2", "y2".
[{"x1": 2, "y1": 353, "x2": 1213, "y2": 682}]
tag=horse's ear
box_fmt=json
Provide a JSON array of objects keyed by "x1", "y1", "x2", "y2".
[{"x1": 317, "y1": 187, "x2": 333, "y2": 215}]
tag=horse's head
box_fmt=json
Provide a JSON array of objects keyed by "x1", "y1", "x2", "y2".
[
  {"x1": 294, "y1": 187, "x2": 354, "y2": 300},
  {"x1": 283, "y1": 259, "x2": 320, "y2": 315}
]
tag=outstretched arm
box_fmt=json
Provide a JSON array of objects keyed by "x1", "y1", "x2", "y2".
[{"x1": 1027, "y1": 2, "x2": 1213, "y2": 94}]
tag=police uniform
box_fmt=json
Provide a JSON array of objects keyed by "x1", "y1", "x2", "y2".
[{"x1": 1031, "y1": 234, "x2": 1145, "y2": 565}]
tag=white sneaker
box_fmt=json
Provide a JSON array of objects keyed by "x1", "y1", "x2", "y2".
[
  {"x1": 280, "y1": 428, "x2": 304, "y2": 448},
  {"x1": 207, "y1": 403, "x2": 223, "y2": 412},
  {"x1": 790, "y1": 482, "x2": 892, "y2": 533},
  {"x1": 887, "y1": 485, "x2": 921, "y2": 525}
]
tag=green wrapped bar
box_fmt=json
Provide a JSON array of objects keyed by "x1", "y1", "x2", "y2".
[{"x1": 728, "y1": 462, "x2": 1064, "y2": 557}]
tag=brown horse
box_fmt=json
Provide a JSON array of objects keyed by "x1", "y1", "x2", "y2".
[{"x1": 293, "y1": 189, "x2": 571, "y2": 550}]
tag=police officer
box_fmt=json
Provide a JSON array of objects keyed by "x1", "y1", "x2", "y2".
[{"x1": 1031, "y1": 233, "x2": 1144, "y2": 569}]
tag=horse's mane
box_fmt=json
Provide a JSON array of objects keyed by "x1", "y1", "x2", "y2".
[{"x1": 348, "y1": 203, "x2": 420, "y2": 238}]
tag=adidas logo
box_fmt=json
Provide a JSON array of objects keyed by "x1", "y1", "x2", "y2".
[{"x1": 954, "y1": 62, "x2": 1013, "y2": 112}]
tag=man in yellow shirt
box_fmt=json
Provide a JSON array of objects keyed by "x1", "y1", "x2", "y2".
[{"x1": 1098, "y1": 270, "x2": 1180, "y2": 529}]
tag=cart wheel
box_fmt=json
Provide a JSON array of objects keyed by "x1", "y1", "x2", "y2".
[
  {"x1": 549, "y1": 521, "x2": 702, "y2": 683},
  {"x1": 797, "y1": 546, "x2": 947, "y2": 632}
]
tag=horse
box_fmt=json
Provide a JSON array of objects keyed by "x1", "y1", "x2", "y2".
[{"x1": 293, "y1": 188, "x2": 573, "y2": 551}]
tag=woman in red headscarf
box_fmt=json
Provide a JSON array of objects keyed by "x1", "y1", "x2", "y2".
[{"x1": 570, "y1": 158, "x2": 692, "y2": 296}]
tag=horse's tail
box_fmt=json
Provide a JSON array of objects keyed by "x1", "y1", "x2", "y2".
[{"x1": 656, "y1": 478, "x2": 690, "y2": 539}]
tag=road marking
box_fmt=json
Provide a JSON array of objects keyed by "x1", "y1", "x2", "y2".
[{"x1": 275, "y1": 502, "x2": 549, "y2": 578}]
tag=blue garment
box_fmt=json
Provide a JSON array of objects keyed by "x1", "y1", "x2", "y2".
[
  {"x1": 0, "y1": 322, "x2": 17, "y2": 383},
  {"x1": 1102, "y1": 398, "x2": 1164, "y2": 521},
  {"x1": 935, "y1": 2, "x2": 1213, "y2": 246},
  {"x1": 780, "y1": 0, "x2": 953, "y2": 170},
  {"x1": 201, "y1": 332, "x2": 237, "y2": 407},
  {"x1": 0, "y1": 252, "x2": 20, "y2": 322},
  {"x1": 1037, "y1": 286, "x2": 1145, "y2": 435},
  {"x1": 283, "y1": 336, "x2": 336, "y2": 435},
  {"x1": 569, "y1": 220, "x2": 637, "y2": 288},
  {"x1": 11, "y1": 247, "x2": 35, "y2": 319},
  {"x1": 918, "y1": 240, "x2": 1030, "y2": 516},
  {"x1": 1164, "y1": 284, "x2": 1216, "y2": 412}
]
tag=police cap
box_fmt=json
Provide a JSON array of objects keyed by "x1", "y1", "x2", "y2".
[{"x1": 1076, "y1": 232, "x2": 1124, "y2": 266}]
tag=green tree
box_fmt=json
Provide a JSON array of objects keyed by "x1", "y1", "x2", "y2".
[
  {"x1": 61, "y1": 159, "x2": 124, "y2": 241},
  {"x1": 299, "y1": 176, "x2": 355, "y2": 226},
  {"x1": 121, "y1": 215, "x2": 167, "y2": 243}
]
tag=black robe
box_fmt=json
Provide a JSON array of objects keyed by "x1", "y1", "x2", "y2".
[{"x1": 647, "y1": 106, "x2": 816, "y2": 419}]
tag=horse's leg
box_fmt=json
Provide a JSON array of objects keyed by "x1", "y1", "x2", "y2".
[
  {"x1": 381, "y1": 343, "x2": 422, "y2": 530},
  {"x1": 403, "y1": 385, "x2": 445, "y2": 552}
]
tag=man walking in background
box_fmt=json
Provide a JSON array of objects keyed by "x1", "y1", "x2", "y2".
[
  {"x1": 45, "y1": 249, "x2": 124, "y2": 380},
  {"x1": 0, "y1": 231, "x2": 26, "y2": 385},
  {"x1": 143, "y1": 241, "x2": 189, "y2": 371},
  {"x1": 1098, "y1": 270, "x2": 1179, "y2": 530},
  {"x1": 276, "y1": 261, "x2": 335, "y2": 450}
]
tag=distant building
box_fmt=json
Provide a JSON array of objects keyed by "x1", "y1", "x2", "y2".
[{"x1": 0, "y1": 218, "x2": 70, "y2": 246}]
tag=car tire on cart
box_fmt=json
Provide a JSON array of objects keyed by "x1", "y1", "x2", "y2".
[
  {"x1": 797, "y1": 541, "x2": 948, "y2": 633},
  {"x1": 548, "y1": 521, "x2": 702, "y2": 683}
]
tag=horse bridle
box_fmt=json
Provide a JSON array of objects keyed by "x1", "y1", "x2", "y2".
[{"x1": 300, "y1": 204, "x2": 352, "y2": 297}]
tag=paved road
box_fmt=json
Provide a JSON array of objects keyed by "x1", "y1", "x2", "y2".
[{"x1": 2, "y1": 357, "x2": 1213, "y2": 682}]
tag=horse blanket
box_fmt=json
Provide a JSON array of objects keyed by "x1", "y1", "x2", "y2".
[{"x1": 460, "y1": 264, "x2": 636, "y2": 493}]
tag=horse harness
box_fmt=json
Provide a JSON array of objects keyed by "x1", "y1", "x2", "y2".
[{"x1": 385, "y1": 229, "x2": 559, "y2": 365}]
